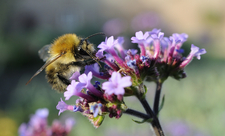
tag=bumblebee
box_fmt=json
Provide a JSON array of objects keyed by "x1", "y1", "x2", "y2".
[{"x1": 26, "y1": 33, "x2": 104, "y2": 92}]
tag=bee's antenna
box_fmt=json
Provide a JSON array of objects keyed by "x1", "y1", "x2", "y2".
[
  {"x1": 85, "y1": 50, "x2": 102, "y2": 68},
  {"x1": 82, "y1": 32, "x2": 105, "y2": 68},
  {"x1": 84, "y1": 32, "x2": 105, "y2": 41}
]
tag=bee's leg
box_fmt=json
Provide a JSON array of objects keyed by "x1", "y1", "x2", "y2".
[
  {"x1": 70, "y1": 60, "x2": 96, "y2": 67},
  {"x1": 57, "y1": 73, "x2": 71, "y2": 85}
]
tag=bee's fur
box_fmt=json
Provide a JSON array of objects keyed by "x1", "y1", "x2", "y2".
[
  {"x1": 46, "y1": 60, "x2": 96, "y2": 92},
  {"x1": 26, "y1": 33, "x2": 103, "y2": 92}
]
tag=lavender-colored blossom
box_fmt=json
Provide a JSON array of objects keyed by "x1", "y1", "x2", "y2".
[
  {"x1": 102, "y1": 72, "x2": 132, "y2": 95},
  {"x1": 56, "y1": 98, "x2": 74, "y2": 115},
  {"x1": 85, "y1": 63, "x2": 109, "y2": 79},
  {"x1": 69, "y1": 71, "x2": 80, "y2": 80},
  {"x1": 149, "y1": 32, "x2": 164, "y2": 40},
  {"x1": 78, "y1": 72, "x2": 103, "y2": 97},
  {"x1": 172, "y1": 33, "x2": 188, "y2": 43},
  {"x1": 131, "y1": 31, "x2": 149, "y2": 56},
  {"x1": 179, "y1": 44, "x2": 206, "y2": 69},
  {"x1": 131, "y1": 31, "x2": 149, "y2": 44},
  {"x1": 148, "y1": 28, "x2": 161, "y2": 35},
  {"x1": 190, "y1": 44, "x2": 207, "y2": 60},
  {"x1": 96, "y1": 50, "x2": 105, "y2": 58},
  {"x1": 65, "y1": 80, "x2": 95, "y2": 101},
  {"x1": 98, "y1": 36, "x2": 117, "y2": 52},
  {"x1": 114, "y1": 37, "x2": 126, "y2": 59},
  {"x1": 96, "y1": 50, "x2": 119, "y2": 71},
  {"x1": 98, "y1": 36, "x2": 125, "y2": 67},
  {"x1": 127, "y1": 49, "x2": 138, "y2": 56},
  {"x1": 85, "y1": 63, "x2": 99, "y2": 75}
]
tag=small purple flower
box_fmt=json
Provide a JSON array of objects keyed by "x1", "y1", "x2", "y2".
[
  {"x1": 131, "y1": 31, "x2": 149, "y2": 44},
  {"x1": 98, "y1": 36, "x2": 117, "y2": 52},
  {"x1": 149, "y1": 32, "x2": 164, "y2": 40},
  {"x1": 114, "y1": 37, "x2": 126, "y2": 59},
  {"x1": 98, "y1": 36, "x2": 125, "y2": 67},
  {"x1": 179, "y1": 44, "x2": 206, "y2": 69},
  {"x1": 96, "y1": 50, "x2": 105, "y2": 58},
  {"x1": 96, "y1": 50, "x2": 119, "y2": 71},
  {"x1": 69, "y1": 71, "x2": 80, "y2": 80},
  {"x1": 56, "y1": 98, "x2": 74, "y2": 115},
  {"x1": 85, "y1": 63, "x2": 109, "y2": 79},
  {"x1": 102, "y1": 72, "x2": 132, "y2": 95},
  {"x1": 190, "y1": 44, "x2": 207, "y2": 60},
  {"x1": 85, "y1": 63, "x2": 99, "y2": 75},
  {"x1": 65, "y1": 80, "x2": 95, "y2": 101},
  {"x1": 172, "y1": 33, "x2": 188, "y2": 43},
  {"x1": 131, "y1": 31, "x2": 149, "y2": 57},
  {"x1": 78, "y1": 72, "x2": 103, "y2": 97},
  {"x1": 148, "y1": 28, "x2": 161, "y2": 35}
]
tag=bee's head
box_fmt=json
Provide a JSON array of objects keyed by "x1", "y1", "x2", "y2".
[
  {"x1": 77, "y1": 39, "x2": 95, "y2": 59},
  {"x1": 77, "y1": 32, "x2": 105, "y2": 59}
]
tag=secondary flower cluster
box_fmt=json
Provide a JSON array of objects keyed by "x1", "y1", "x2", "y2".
[
  {"x1": 56, "y1": 28, "x2": 206, "y2": 128},
  {"x1": 57, "y1": 71, "x2": 131, "y2": 128},
  {"x1": 18, "y1": 108, "x2": 75, "y2": 136}
]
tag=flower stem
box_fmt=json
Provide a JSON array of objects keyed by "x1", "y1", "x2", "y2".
[
  {"x1": 137, "y1": 84, "x2": 165, "y2": 136},
  {"x1": 124, "y1": 108, "x2": 151, "y2": 120},
  {"x1": 153, "y1": 81, "x2": 162, "y2": 115}
]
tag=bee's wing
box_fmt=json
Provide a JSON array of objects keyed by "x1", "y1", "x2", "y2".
[
  {"x1": 26, "y1": 52, "x2": 65, "y2": 85},
  {"x1": 38, "y1": 44, "x2": 52, "y2": 62}
]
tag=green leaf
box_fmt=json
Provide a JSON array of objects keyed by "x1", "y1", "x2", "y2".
[
  {"x1": 158, "y1": 94, "x2": 165, "y2": 115},
  {"x1": 140, "y1": 85, "x2": 148, "y2": 99}
]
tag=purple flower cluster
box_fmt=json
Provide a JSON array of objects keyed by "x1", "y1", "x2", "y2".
[
  {"x1": 18, "y1": 108, "x2": 75, "y2": 136},
  {"x1": 56, "y1": 28, "x2": 206, "y2": 128},
  {"x1": 57, "y1": 71, "x2": 131, "y2": 128},
  {"x1": 95, "y1": 28, "x2": 206, "y2": 83}
]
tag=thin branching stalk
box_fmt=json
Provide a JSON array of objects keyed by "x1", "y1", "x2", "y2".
[
  {"x1": 124, "y1": 108, "x2": 151, "y2": 120},
  {"x1": 137, "y1": 83, "x2": 165, "y2": 136},
  {"x1": 153, "y1": 81, "x2": 163, "y2": 114}
]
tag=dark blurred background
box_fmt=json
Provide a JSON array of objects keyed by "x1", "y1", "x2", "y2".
[{"x1": 0, "y1": 0, "x2": 225, "y2": 136}]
